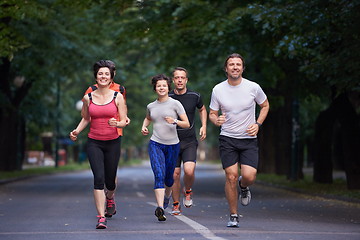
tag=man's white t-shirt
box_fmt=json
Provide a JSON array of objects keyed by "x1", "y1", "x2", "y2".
[{"x1": 209, "y1": 78, "x2": 267, "y2": 139}]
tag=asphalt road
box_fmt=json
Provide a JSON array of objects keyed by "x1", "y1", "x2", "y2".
[{"x1": 0, "y1": 162, "x2": 359, "y2": 240}]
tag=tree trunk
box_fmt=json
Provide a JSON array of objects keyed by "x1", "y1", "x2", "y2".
[
  {"x1": 313, "y1": 108, "x2": 335, "y2": 183},
  {"x1": 0, "y1": 58, "x2": 31, "y2": 171},
  {"x1": 258, "y1": 104, "x2": 292, "y2": 175},
  {"x1": 312, "y1": 92, "x2": 360, "y2": 189},
  {"x1": 258, "y1": 111, "x2": 276, "y2": 173},
  {"x1": 0, "y1": 108, "x2": 23, "y2": 171},
  {"x1": 334, "y1": 93, "x2": 360, "y2": 189}
]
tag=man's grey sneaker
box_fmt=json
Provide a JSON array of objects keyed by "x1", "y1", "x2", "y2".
[
  {"x1": 240, "y1": 187, "x2": 251, "y2": 206},
  {"x1": 183, "y1": 188, "x2": 193, "y2": 208},
  {"x1": 238, "y1": 176, "x2": 251, "y2": 206},
  {"x1": 105, "y1": 197, "x2": 116, "y2": 218},
  {"x1": 164, "y1": 195, "x2": 171, "y2": 209},
  {"x1": 155, "y1": 207, "x2": 166, "y2": 221},
  {"x1": 227, "y1": 214, "x2": 239, "y2": 228}
]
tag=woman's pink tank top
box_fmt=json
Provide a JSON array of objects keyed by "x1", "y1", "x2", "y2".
[{"x1": 88, "y1": 92, "x2": 119, "y2": 140}]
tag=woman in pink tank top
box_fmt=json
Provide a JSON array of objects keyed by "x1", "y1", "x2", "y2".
[{"x1": 69, "y1": 60, "x2": 128, "y2": 229}]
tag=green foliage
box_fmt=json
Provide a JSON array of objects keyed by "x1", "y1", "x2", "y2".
[
  {"x1": 0, "y1": 0, "x2": 47, "y2": 59},
  {"x1": 1, "y1": 0, "x2": 360, "y2": 173},
  {"x1": 3, "y1": 0, "x2": 131, "y2": 142},
  {"x1": 246, "y1": 0, "x2": 360, "y2": 94}
]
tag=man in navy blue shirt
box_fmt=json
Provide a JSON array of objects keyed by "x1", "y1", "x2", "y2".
[{"x1": 166, "y1": 67, "x2": 207, "y2": 215}]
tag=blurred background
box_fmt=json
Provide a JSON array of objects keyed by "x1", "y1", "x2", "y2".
[{"x1": 1, "y1": 0, "x2": 359, "y2": 190}]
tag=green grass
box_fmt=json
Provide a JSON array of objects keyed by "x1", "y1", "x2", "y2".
[
  {"x1": 256, "y1": 173, "x2": 360, "y2": 201},
  {"x1": 0, "y1": 159, "x2": 142, "y2": 181},
  {"x1": 0, "y1": 162, "x2": 91, "y2": 181}
]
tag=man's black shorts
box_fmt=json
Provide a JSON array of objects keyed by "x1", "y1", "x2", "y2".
[
  {"x1": 218, "y1": 135, "x2": 258, "y2": 169},
  {"x1": 176, "y1": 140, "x2": 198, "y2": 167}
]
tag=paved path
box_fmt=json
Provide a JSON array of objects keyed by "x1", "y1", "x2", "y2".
[{"x1": 0, "y1": 162, "x2": 359, "y2": 240}]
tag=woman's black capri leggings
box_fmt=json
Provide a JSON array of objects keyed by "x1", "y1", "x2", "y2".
[{"x1": 86, "y1": 137, "x2": 121, "y2": 190}]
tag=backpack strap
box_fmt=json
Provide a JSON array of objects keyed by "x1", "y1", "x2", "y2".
[
  {"x1": 91, "y1": 85, "x2": 98, "y2": 91},
  {"x1": 113, "y1": 91, "x2": 119, "y2": 98},
  {"x1": 119, "y1": 85, "x2": 125, "y2": 95},
  {"x1": 87, "y1": 93, "x2": 92, "y2": 101}
]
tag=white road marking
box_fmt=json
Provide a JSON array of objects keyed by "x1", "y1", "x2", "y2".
[
  {"x1": 136, "y1": 191, "x2": 145, "y2": 198},
  {"x1": 147, "y1": 202, "x2": 227, "y2": 240}
]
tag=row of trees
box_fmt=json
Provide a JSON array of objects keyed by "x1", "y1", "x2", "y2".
[{"x1": 1, "y1": 0, "x2": 359, "y2": 188}]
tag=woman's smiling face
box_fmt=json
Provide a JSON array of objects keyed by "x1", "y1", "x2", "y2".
[
  {"x1": 155, "y1": 79, "x2": 169, "y2": 96},
  {"x1": 96, "y1": 67, "x2": 112, "y2": 86}
]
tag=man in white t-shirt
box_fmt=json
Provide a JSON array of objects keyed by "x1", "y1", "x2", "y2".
[{"x1": 209, "y1": 53, "x2": 270, "y2": 228}]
